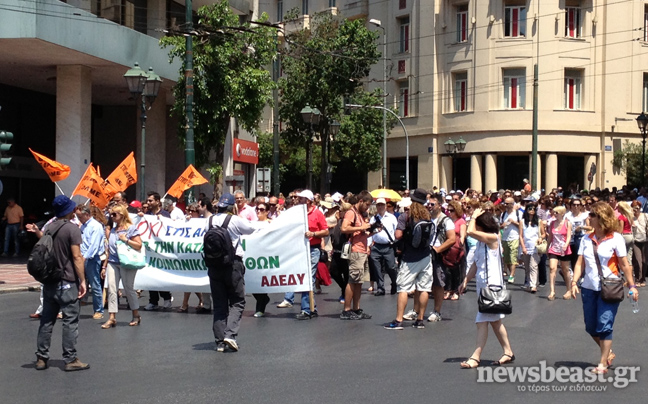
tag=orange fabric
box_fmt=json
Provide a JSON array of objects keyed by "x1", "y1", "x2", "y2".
[
  {"x1": 106, "y1": 152, "x2": 138, "y2": 192},
  {"x1": 29, "y1": 148, "x2": 71, "y2": 182},
  {"x1": 589, "y1": 233, "x2": 620, "y2": 276},
  {"x1": 71, "y1": 164, "x2": 109, "y2": 208},
  {"x1": 166, "y1": 165, "x2": 208, "y2": 198}
]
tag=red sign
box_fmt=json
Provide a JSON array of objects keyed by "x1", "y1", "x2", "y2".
[{"x1": 232, "y1": 138, "x2": 259, "y2": 165}]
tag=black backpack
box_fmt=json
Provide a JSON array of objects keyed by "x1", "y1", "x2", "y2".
[
  {"x1": 203, "y1": 215, "x2": 237, "y2": 268},
  {"x1": 404, "y1": 215, "x2": 433, "y2": 251},
  {"x1": 27, "y1": 220, "x2": 68, "y2": 284},
  {"x1": 330, "y1": 220, "x2": 349, "y2": 252}
]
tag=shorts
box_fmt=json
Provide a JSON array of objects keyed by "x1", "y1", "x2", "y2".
[
  {"x1": 581, "y1": 287, "x2": 619, "y2": 340},
  {"x1": 502, "y1": 239, "x2": 519, "y2": 265},
  {"x1": 548, "y1": 253, "x2": 570, "y2": 262},
  {"x1": 348, "y1": 252, "x2": 369, "y2": 284},
  {"x1": 396, "y1": 258, "x2": 433, "y2": 293},
  {"x1": 431, "y1": 252, "x2": 447, "y2": 289}
]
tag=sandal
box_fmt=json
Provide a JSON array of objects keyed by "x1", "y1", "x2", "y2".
[
  {"x1": 547, "y1": 294, "x2": 555, "y2": 301},
  {"x1": 591, "y1": 365, "x2": 608, "y2": 375},
  {"x1": 460, "y1": 357, "x2": 480, "y2": 369},
  {"x1": 178, "y1": 306, "x2": 189, "y2": 313},
  {"x1": 450, "y1": 293, "x2": 459, "y2": 301},
  {"x1": 129, "y1": 316, "x2": 141, "y2": 326},
  {"x1": 607, "y1": 351, "x2": 616, "y2": 367},
  {"x1": 101, "y1": 319, "x2": 116, "y2": 329},
  {"x1": 493, "y1": 354, "x2": 516, "y2": 366}
]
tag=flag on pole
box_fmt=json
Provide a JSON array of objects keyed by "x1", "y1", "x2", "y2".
[
  {"x1": 166, "y1": 164, "x2": 208, "y2": 198},
  {"x1": 106, "y1": 152, "x2": 138, "y2": 192},
  {"x1": 29, "y1": 148, "x2": 71, "y2": 182},
  {"x1": 72, "y1": 164, "x2": 109, "y2": 208}
]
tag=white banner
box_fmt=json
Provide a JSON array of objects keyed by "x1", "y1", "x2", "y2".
[{"x1": 131, "y1": 205, "x2": 312, "y2": 294}]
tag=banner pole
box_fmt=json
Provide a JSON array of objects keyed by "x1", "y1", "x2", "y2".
[
  {"x1": 309, "y1": 291, "x2": 314, "y2": 312},
  {"x1": 54, "y1": 182, "x2": 64, "y2": 196}
]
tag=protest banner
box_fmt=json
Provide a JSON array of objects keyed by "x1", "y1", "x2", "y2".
[
  {"x1": 106, "y1": 152, "x2": 137, "y2": 192},
  {"x1": 132, "y1": 205, "x2": 312, "y2": 294},
  {"x1": 29, "y1": 148, "x2": 71, "y2": 182},
  {"x1": 166, "y1": 164, "x2": 208, "y2": 199}
]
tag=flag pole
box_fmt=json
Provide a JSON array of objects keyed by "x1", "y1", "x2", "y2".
[{"x1": 54, "y1": 182, "x2": 64, "y2": 196}]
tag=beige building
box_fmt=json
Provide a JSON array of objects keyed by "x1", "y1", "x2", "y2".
[{"x1": 261, "y1": 0, "x2": 648, "y2": 192}]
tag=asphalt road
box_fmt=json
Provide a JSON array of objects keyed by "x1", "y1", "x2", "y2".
[{"x1": 1, "y1": 281, "x2": 647, "y2": 404}]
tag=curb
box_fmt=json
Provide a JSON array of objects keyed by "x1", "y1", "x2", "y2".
[{"x1": 0, "y1": 285, "x2": 41, "y2": 295}]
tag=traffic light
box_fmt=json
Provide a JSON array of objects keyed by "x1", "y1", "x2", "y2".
[
  {"x1": 0, "y1": 130, "x2": 13, "y2": 167},
  {"x1": 400, "y1": 174, "x2": 406, "y2": 190}
]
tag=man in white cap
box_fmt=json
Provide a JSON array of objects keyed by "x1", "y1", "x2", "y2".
[{"x1": 368, "y1": 198, "x2": 398, "y2": 296}]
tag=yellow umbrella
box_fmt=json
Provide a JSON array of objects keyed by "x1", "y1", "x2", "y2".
[{"x1": 370, "y1": 189, "x2": 402, "y2": 202}]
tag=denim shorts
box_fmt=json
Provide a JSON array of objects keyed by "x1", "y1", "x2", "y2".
[{"x1": 581, "y1": 287, "x2": 619, "y2": 341}]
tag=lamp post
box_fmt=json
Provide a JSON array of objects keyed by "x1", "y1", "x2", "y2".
[
  {"x1": 301, "y1": 104, "x2": 321, "y2": 190},
  {"x1": 369, "y1": 19, "x2": 388, "y2": 188},
  {"x1": 637, "y1": 112, "x2": 648, "y2": 188},
  {"x1": 124, "y1": 63, "x2": 162, "y2": 201},
  {"x1": 327, "y1": 120, "x2": 341, "y2": 187},
  {"x1": 444, "y1": 136, "x2": 467, "y2": 191}
]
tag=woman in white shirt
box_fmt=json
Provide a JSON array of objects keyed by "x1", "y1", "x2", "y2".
[
  {"x1": 520, "y1": 202, "x2": 544, "y2": 293},
  {"x1": 570, "y1": 202, "x2": 638, "y2": 375},
  {"x1": 631, "y1": 200, "x2": 647, "y2": 287}
]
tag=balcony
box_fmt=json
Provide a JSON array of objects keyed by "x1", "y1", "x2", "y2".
[{"x1": 340, "y1": 0, "x2": 368, "y2": 20}]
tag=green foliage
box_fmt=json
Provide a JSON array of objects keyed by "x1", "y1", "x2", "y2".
[
  {"x1": 160, "y1": 0, "x2": 276, "y2": 168},
  {"x1": 612, "y1": 139, "x2": 648, "y2": 187}
]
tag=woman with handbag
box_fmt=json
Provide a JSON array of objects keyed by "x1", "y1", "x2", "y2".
[
  {"x1": 458, "y1": 208, "x2": 514, "y2": 368},
  {"x1": 570, "y1": 202, "x2": 638, "y2": 375},
  {"x1": 631, "y1": 201, "x2": 647, "y2": 286},
  {"x1": 520, "y1": 202, "x2": 544, "y2": 293},
  {"x1": 546, "y1": 206, "x2": 573, "y2": 301},
  {"x1": 101, "y1": 204, "x2": 143, "y2": 329}
]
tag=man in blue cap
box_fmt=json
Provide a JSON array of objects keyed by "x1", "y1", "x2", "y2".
[{"x1": 35, "y1": 195, "x2": 89, "y2": 371}]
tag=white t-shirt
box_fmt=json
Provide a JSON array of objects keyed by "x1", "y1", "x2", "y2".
[
  {"x1": 501, "y1": 210, "x2": 521, "y2": 241},
  {"x1": 566, "y1": 211, "x2": 588, "y2": 238},
  {"x1": 578, "y1": 233, "x2": 627, "y2": 291},
  {"x1": 431, "y1": 214, "x2": 455, "y2": 248}
]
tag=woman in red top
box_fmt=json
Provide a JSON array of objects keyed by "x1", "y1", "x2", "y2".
[
  {"x1": 546, "y1": 206, "x2": 572, "y2": 301},
  {"x1": 617, "y1": 201, "x2": 634, "y2": 269}
]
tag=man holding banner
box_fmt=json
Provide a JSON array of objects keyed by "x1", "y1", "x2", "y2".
[{"x1": 206, "y1": 194, "x2": 256, "y2": 353}]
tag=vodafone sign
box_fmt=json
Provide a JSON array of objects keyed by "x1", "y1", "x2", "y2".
[{"x1": 232, "y1": 138, "x2": 259, "y2": 165}]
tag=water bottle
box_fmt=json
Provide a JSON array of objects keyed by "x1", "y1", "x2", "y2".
[{"x1": 629, "y1": 290, "x2": 640, "y2": 314}]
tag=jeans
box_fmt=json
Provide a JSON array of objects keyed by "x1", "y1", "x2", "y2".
[
  {"x1": 149, "y1": 290, "x2": 172, "y2": 305},
  {"x1": 36, "y1": 281, "x2": 80, "y2": 363},
  {"x1": 209, "y1": 259, "x2": 246, "y2": 342},
  {"x1": 368, "y1": 243, "x2": 397, "y2": 293},
  {"x1": 84, "y1": 256, "x2": 103, "y2": 314},
  {"x1": 300, "y1": 246, "x2": 319, "y2": 314},
  {"x1": 4, "y1": 223, "x2": 20, "y2": 255},
  {"x1": 581, "y1": 287, "x2": 619, "y2": 341}
]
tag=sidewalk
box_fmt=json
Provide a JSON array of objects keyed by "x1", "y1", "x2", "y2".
[{"x1": 0, "y1": 256, "x2": 40, "y2": 294}]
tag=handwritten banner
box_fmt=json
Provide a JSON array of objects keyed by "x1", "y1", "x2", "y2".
[{"x1": 132, "y1": 205, "x2": 312, "y2": 293}]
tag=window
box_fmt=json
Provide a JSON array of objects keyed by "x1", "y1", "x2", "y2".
[
  {"x1": 454, "y1": 72, "x2": 468, "y2": 112},
  {"x1": 503, "y1": 68, "x2": 526, "y2": 109},
  {"x1": 329, "y1": 0, "x2": 336, "y2": 7},
  {"x1": 504, "y1": 5, "x2": 526, "y2": 37},
  {"x1": 398, "y1": 60, "x2": 406, "y2": 74},
  {"x1": 399, "y1": 0, "x2": 406, "y2": 10},
  {"x1": 564, "y1": 69, "x2": 582, "y2": 110},
  {"x1": 645, "y1": 5, "x2": 648, "y2": 41},
  {"x1": 398, "y1": 81, "x2": 409, "y2": 117},
  {"x1": 277, "y1": 0, "x2": 283, "y2": 21},
  {"x1": 456, "y1": 5, "x2": 468, "y2": 43},
  {"x1": 643, "y1": 73, "x2": 648, "y2": 112},
  {"x1": 399, "y1": 16, "x2": 410, "y2": 53},
  {"x1": 302, "y1": 0, "x2": 308, "y2": 15},
  {"x1": 565, "y1": 7, "x2": 582, "y2": 38}
]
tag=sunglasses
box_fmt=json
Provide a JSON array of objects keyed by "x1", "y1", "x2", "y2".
[
  {"x1": 257, "y1": 207, "x2": 267, "y2": 212},
  {"x1": 484, "y1": 209, "x2": 493, "y2": 212},
  {"x1": 527, "y1": 206, "x2": 536, "y2": 211},
  {"x1": 110, "y1": 213, "x2": 119, "y2": 217},
  {"x1": 447, "y1": 208, "x2": 455, "y2": 212},
  {"x1": 269, "y1": 204, "x2": 277, "y2": 207},
  {"x1": 235, "y1": 197, "x2": 245, "y2": 201}
]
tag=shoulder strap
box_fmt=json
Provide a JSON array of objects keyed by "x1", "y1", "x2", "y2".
[
  {"x1": 46, "y1": 220, "x2": 68, "y2": 239},
  {"x1": 208, "y1": 215, "x2": 214, "y2": 229},
  {"x1": 222, "y1": 214, "x2": 233, "y2": 230},
  {"x1": 592, "y1": 238, "x2": 606, "y2": 280}
]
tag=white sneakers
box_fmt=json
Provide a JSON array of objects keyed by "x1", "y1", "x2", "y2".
[
  {"x1": 402, "y1": 309, "x2": 417, "y2": 321},
  {"x1": 143, "y1": 303, "x2": 158, "y2": 311},
  {"x1": 163, "y1": 297, "x2": 174, "y2": 309},
  {"x1": 276, "y1": 300, "x2": 293, "y2": 308},
  {"x1": 223, "y1": 338, "x2": 239, "y2": 352},
  {"x1": 427, "y1": 311, "x2": 442, "y2": 322}
]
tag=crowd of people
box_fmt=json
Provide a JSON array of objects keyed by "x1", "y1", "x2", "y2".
[{"x1": 27, "y1": 181, "x2": 642, "y2": 373}]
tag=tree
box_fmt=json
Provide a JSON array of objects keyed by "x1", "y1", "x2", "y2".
[
  {"x1": 278, "y1": 11, "x2": 386, "y2": 194},
  {"x1": 612, "y1": 140, "x2": 648, "y2": 187},
  {"x1": 160, "y1": 1, "x2": 276, "y2": 171}
]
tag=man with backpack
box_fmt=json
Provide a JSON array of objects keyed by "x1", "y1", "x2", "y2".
[
  {"x1": 34, "y1": 195, "x2": 89, "y2": 371},
  {"x1": 204, "y1": 193, "x2": 255, "y2": 352}
]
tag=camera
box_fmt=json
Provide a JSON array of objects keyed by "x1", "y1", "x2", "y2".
[{"x1": 368, "y1": 215, "x2": 383, "y2": 233}]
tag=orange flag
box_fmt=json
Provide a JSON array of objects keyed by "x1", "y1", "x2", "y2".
[
  {"x1": 72, "y1": 164, "x2": 109, "y2": 208},
  {"x1": 29, "y1": 148, "x2": 71, "y2": 182},
  {"x1": 166, "y1": 164, "x2": 208, "y2": 198},
  {"x1": 106, "y1": 152, "x2": 138, "y2": 192}
]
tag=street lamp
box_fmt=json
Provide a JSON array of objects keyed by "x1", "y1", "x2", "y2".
[
  {"x1": 300, "y1": 104, "x2": 321, "y2": 190},
  {"x1": 444, "y1": 136, "x2": 467, "y2": 191},
  {"x1": 636, "y1": 112, "x2": 648, "y2": 187},
  {"x1": 124, "y1": 63, "x2": 162, "y2": 201},
  {"x1": 326, "y1": 120, "x2": 341, "y2": 186},
  {"x1": 369, "y1": 18, "x2": 388, "y2": 188}
]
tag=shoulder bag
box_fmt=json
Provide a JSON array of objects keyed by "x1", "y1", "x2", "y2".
[
  {"x1": 478, "y1": 240, "x2": 512, "y2": 314},
  {"x1": 116, "y1": 231, "x2": 146, "y2": 270},
  {"x1": 592, "y1": 240, "x2": 624, "y2": 303}
]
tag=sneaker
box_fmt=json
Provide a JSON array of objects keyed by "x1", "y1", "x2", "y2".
[
  {"x1": 163, "y1": 297, "x2": 174, "y2": 309},
  {"x1": 216, "y1": 342, "x2": 225, "y2": 352},
  {"x1": 413, "y1": 319, "x2": 426, "y2": 329},
  {"x1": 277, "y1": 300, "x2": 293, "y2": 308},
  {"x1": 253, "y1": 311, "x2": 265, "y2": 318},
  {"x1": 508, "y1": 276, "x2": 515, "y2": 284},
  {"x1": 64, "y1": 358, "x2": 90, "y2": 372},
  {"x1": 35, "y1": 358, "x2": 48, "y2": 370},
  {"x1": 144, "y1": 303, "x2": 158, "y2": 311},
  {"x1": 403, "y1": 309, "x2": 417, "y2": 321},
  {"x1": 353, "y1": 309, "x2": 372, "y2": 319},
  {"x1": 310, "y1": 311, "x2": 319, "y2": 318},
  {"x1": 384, "y1": 320, "x2": 404, "y2": 330},
  {"x1": 295, "y1": 311, "x2": 312, "y2": 320},
  {"x1": 12, "y1": 253, "x2": 19, "y2": 258},
  {"x1": 427, "y1": 311, "x2": 442, "y2": 322},
  {"x1": 340, "y1": 310, "x2": 360, "y2": 320},
  {"x1": 92, "y1": 312, "x2": 104, "y2": 320},
  {"x1": 223, "y1": 338, "x2": 239, "y2": 352},
  {"x1": 338, "y1": 296, "x2": 345, "y2": 304}
]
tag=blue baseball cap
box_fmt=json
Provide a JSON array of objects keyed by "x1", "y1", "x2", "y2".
[{"x1": 217, "y1": 193, "x2": 235, "y2": 208}]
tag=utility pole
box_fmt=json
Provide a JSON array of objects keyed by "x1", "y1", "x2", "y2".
[
  {"x1": 272, "y1": 33, "x2": 280, "y2": 196},
  {"x1": 185, "y1": 0, "x2": 196, "y2": 202}
]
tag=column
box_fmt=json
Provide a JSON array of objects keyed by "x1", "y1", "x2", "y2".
[
  {"x1": 584, "y1": 154, "x2": 597, "y2": 191},
  {"x1": 545, "y1": 153, "x2": 558, "y2": 191},
  {"x1": 56, "y1": 65, "x2": 92, "y2": 198},
  {"x1": 470, "y1": 154, "x2": 483, "y2": 191},
  {"x1": 137, "y1": 88, "x2": 167, "y2": 198},
  {"x1": 147, "y1": 0, "x2": 166, "y2": 39},
  {"x1": 417, "y1": 154, "x2": 434, "y2": 191},
  {"x1": 440, "y1": 155, "x2": 453, "y2": 191},
  {"x1": 484, "y1": 153, "x2": 497, "y2": 193}
]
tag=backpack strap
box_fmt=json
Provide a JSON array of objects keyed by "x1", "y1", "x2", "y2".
[
  {"x1": 222, "y1": 214, "x2": 233, "y2": 230},
  {"x1": 208, "y1": 215, "x2": 214, "y2": 229},
  {"x1": 46, "y1": 219, "x2": 68, "y2": 239}
]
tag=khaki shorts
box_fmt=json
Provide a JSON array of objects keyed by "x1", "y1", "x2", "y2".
[
  {"x1": 396, "y1": 258, "x2": 433, "y2": 293},
  {"x1": 502, "y1": 239, "x2": 519, "y2": 265},
  {"x1": 348, "y1": 252, "x2": 370, "y2": 284}
]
